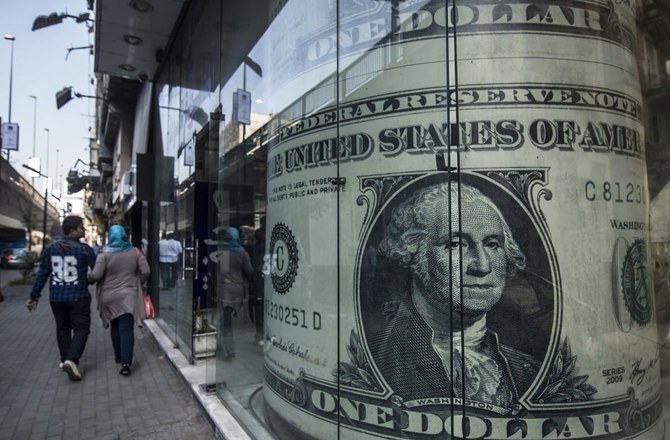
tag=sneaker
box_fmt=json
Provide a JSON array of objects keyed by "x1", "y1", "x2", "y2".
[
  {"x1": 62, "y1": 360, "x2": 82, "y2": 381},
  {"x1": 59, "y1": 362, "x2": 63, "y2": 369},
  {"x1": 120, "y1": 364, "x2": 131, "y2": 376}
]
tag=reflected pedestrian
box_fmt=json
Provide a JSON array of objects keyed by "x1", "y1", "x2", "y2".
[
  {"x1": 216, "y1": 227, "x2": 254, "y2": 360},
  {"x1": 250, "y1": 228, "x2": 266, "y2": 345},
  {"x1": 158, "y1": 232, "x2": 182, "y2": 289}
]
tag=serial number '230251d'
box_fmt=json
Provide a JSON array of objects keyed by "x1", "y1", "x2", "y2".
[{"x1": 265, "y1": 299, "x2": 322, "y2": 331}]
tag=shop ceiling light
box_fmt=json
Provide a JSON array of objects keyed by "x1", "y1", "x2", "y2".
[
  {"x1": 129, "y1": 0, "x2": 154, "y2": 13},
  {"x1": 56, "y1": 87, "x2": 106, "y2": 109},
  {"x1": 32, "y1": 11, "x2": 93, "y2": 31},
  {"x1": 123, "y1": 34, "x2": 143, "y2": 46},
  {"x1": 56, "y1": 87, "x2": 74, "y2": 109}
]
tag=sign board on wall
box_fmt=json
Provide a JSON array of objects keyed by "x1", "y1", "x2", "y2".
[
  {"x1": 234, "y1": 89, "x2": 251, "y2": 125},
  {"x1": 1, "y1": 123, "x2": 19, "y2": 151},
  {"x1": 183, "y1": 138, "x2": 195, "y2": 167}
]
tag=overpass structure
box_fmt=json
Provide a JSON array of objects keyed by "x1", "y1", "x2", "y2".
[{"x1": 0, "y1": 156, "x2": 60, "y2": 240}]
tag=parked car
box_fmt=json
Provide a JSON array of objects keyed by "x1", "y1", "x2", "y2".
[{"x1": 1, "y1": 248, "x2": 35, "y2": 269}]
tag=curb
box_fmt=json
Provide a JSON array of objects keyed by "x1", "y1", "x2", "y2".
[{"x1": 143, "y1": 319, "x2": 252, "y2": 440}]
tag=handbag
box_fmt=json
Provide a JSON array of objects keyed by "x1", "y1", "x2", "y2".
[
  {"x1": 134, "y1": 247, "x2": 153, "y2": 322},
  {"x1": 144, "y1": 295, "x2": 155, "y2": 319}
]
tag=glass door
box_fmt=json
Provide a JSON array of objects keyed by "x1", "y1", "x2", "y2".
[
  {"x1": 153, "y1": 1, "x2": 666, "y2": 438},
  {"x1": 332, "y1": 1, "x2": 469, "y2": 438},
  {"x1": 334, "y1": 2, "x2": 661, "y2": 440},
  {"x1": 194, "y1": 115, "x2": 224, "y2": 386},
  {"x1": 170, "y1": 120, "x2": 222, "y2": 367},
  {"x1": 172, "y1": 135, "x2": 195, "y2": 361},
  {"x1": 212, "y1": 2, "x2": 341, "y2": 438}
]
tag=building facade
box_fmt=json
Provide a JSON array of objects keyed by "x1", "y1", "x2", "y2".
[{"x1": 91, "y1": 1, "x2": 669, "y2": 438}]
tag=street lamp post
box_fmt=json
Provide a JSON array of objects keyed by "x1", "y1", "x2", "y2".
[
  {"x1": 22, "y1": 164, "x2": 50, "y2": 246},
  {"x1": 44, "y1": 128, "x2": 50, "y2": 181},
  {"x1": 2, "y1": 34, "x2": 15, "y2": 169},
  {"x1": 43, "y1": 129, "x2": 50, "y2": 246},
  {"x1": 0, "y1": 34, "x2": 15, "y2": 302},
  {"x1": 4, "y1": 34, "x2": 15, "y2": 123},
  {"x1": 55, "y1": 148, "x2": 60, "y2": 197},
  {"x1": 42, "y1": 186, "x2": 48, "y2": 246},
  {"x1": 29, "y1": 95, "x2": 37, "y2": 157},
  {"x1": 26, "y1": 95, "x2": 38, "y2": 249}
]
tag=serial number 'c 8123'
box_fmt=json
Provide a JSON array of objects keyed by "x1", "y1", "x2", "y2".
[{"x1": 585, "y1": 180, "x2": 646, "y2": 204}]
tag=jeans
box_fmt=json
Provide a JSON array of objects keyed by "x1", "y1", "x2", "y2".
[
  {"x1": 50, "y1": 295, "x2": 91, "y2": 365},
  {"x1": 160, "y1": 262, "x2": 172, "y2": 288},
  {"x1": 221, "y1": 306, "x2": 235, "y2": 357},
  {"x1": 250, "y1": 297, "x2": 264, "y2": 341},
  {"x1": 110, "y1": 313, "x2": 134, "y2": 365},
  {"x1": 160, "y1": 262, "x2": 179, "y2": 288}
]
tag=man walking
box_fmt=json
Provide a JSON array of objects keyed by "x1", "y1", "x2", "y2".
[
  {"x1": 25, "y1": 216, "x2": 96, "y2": 381},
  {"x1": 158, "y1": 232, "x2": 182, "y2": 289}
]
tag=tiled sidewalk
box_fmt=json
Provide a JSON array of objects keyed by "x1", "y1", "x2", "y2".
[
  {"x1": 0, "y1": 284, "x2": 216, "y2": 440},
  {"x1": 2, "y1": 277, "x2": 669, "y2": 439}
]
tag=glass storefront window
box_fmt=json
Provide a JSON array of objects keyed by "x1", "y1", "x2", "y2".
[
  {"x1": 143, "y1": 1, "x2": 669, "y2": 439},
  {"x1": 153, "y1": 0, "x2": 223, "y2": 367}
]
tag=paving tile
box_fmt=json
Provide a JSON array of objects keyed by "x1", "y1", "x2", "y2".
[
  {"x1": 12, "y1": 277, "x2": 670, "y2": 440},
  {"x1": 0, "y1": 284, "x2": 215, "y2": 440}
]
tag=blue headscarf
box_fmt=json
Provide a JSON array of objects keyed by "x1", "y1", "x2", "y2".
[
  {"x1": 105, "y1": 225, "x2": 133, "y2": 253},
  {"x1": 222, "y1": 227, "x2": 243, "y2": 253}
]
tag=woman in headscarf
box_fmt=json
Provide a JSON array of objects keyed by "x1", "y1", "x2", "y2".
[
  {"x1": 217, "y1": 226, "x2": 254, "y2": 360},
  {"x1": 88, "y1": 225, "x2": 150, "y2": 376}
]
